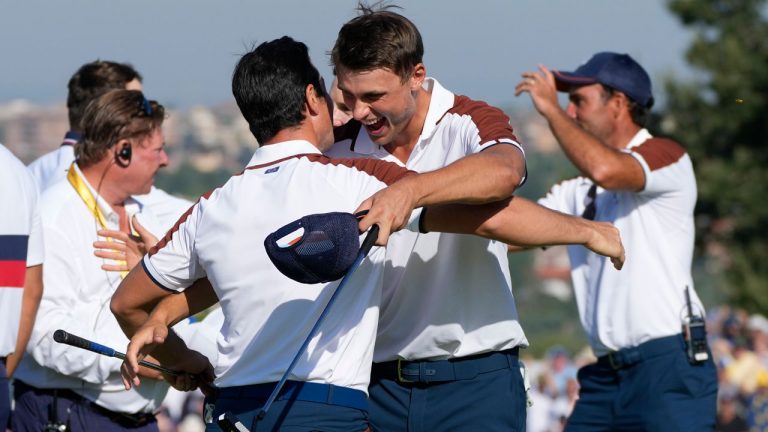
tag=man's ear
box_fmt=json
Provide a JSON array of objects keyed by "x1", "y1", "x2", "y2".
[
  {"x1": 305, "y1": 84, "x2": 322, "y2": 116},
  {"x1": 409, "y1": 63, "x2": 426, "y2": 91},
  {"x1": 611, "y1": 91, "x2": 630, "y2": 119}
]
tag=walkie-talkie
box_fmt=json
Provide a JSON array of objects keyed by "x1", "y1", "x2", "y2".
[{"x1": 682, "y1": 286, "x2": 709, "y2": 364}]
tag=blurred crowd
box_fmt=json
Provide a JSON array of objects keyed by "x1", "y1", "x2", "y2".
[{"x1": 521, "y1": 306, "x2": 768, "y2": 432}]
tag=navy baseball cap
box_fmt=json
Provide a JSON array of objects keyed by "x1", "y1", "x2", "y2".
[
  {"x1": 553, "y1": 52, "x2": 654, "y2": 108},
  {"x1": 264, "y1": 212, "x2": 362, "y2": 284}
]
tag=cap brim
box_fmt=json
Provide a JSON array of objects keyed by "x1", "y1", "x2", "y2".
[{"x1": 553, "y1": 70, "x2": 598, "y2": 92}]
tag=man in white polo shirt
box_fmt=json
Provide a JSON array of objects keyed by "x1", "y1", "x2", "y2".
[
  {"x1": 12, "y1": 90, "x2": 182, "y2": 432},
  {"x1": 515, "y1": 52, "x2": 717, "y2": 430},
  {"x1": 27, "y1": 60, "x2": 191, "y2": 230},
  {"x1": 0, "y1": 143, "x2": 44, "y2": 430},
  {"x1": 109, "y1": 37, "x2": 625, "y2": 431},
  {"x1": 327, "y1": 6, "x2": 531, "y2": 430}
]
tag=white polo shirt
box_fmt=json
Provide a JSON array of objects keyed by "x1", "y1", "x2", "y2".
[
  {"x1": 143, "y1": 140, "x2": 420, "y2": 392},
  {"x1": 327, "y1": 78, "x2": 529, "y2": 362},
  {"x1": 0, "y1": 144, "x2": 44, "y2": 357},
  {"x1": 27, "y1": 133, "x2": 193, "y2": 230},
  {"x1": 538, "y1": 129, "x2": 702, "y2": 356},
  {"x1": 15, "y1": 163, "x2": 169, "y2": 414}
]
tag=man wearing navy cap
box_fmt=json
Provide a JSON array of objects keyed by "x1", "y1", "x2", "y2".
[{"x1": 515, "y1": 52, "x2": 717, "y2": 431}]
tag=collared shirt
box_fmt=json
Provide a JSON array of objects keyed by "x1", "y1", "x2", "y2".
[
  {"x1": 0, "y1": 144, "x2": 43, "y2": 357},
  {"x1": 27, "y1": 132, "x2": 79, "y2": 192},
  {"x1": 144, "y1": 140, "x2": 420, "y2": 392},
  {"x1": 327, "y1": 78, "x2": 529, "y2": 362},
  {"x1": 538, "y1": 129, "x2": 701, "y2": 355},
  {"x1": 27, "y1": 131, "x2": 192, "y2": 231},
  {"x1": 15, "y1": 163, "x2": 168, "y2": 413}
]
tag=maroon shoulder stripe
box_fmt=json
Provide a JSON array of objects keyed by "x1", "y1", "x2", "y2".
[
  {"x1": 633, "y1": 138, "x2": 686, "y2": 171},
  {"x1": 442, "y1": 95, "x2": 518, "y2": 146},
  {"x1": 304, "y1": 154, "x2": 414, "y2": 186},
  {"x1": 148, "y1": 189, "x2": 215, "y2": 257}
]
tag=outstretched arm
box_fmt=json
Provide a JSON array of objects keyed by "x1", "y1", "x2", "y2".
[
  {"x1": 358, "y1": 144, "x2": 526, "y2": 244},
  {"x1": 424, "y1": 196, "x2": 625, "y2": 270}
]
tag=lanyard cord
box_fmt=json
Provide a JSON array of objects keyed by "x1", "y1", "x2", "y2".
[{"x1": 67, "y1": 163, "x2": 129, "y2": 279}]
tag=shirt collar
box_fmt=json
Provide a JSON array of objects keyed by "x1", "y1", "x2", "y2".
[
  {"x1": 419, "y1": 77, "x2": 455, "y2": 140},
  {"x1": 247, "y1": 140, "x2": 322, "y2": 166},
  {"x1": 625, "y1": 128, "x2": 652, "y2": 150},
  {"x1": 63, "y1": 130, "x2": 82, "y2": 146}
]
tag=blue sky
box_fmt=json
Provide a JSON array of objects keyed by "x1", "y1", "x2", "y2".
[{"x1": 0, "y1": 0, "x2": 694, "y2": 109}]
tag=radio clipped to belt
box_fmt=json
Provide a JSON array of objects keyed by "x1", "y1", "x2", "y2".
[{"x1": 682, "y1": 286, "x2": 709, "y2": 364}]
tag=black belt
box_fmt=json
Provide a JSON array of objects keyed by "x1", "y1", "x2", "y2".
[
  {"x1": 15, "y1": 380, "x2": 156, "y2": 428},
  {"x1": 596, "y1": 334, "x2": 686, "y2": 370},
  {"x1": 372, "y1": 347, "x2": 520, "y2": 384}
]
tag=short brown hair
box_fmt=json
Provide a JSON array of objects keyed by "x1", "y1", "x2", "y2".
[
  {"x1": 76, "y1": 90, "x2": 164, "y2": 168},
  {"x1": 67, "y1": 60, "x2": 143, "y2": 131},
  {"x1": 331, "y1": 2, "x2": 423, "y2": 82}
]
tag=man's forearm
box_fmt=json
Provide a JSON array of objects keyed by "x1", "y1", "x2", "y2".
[
  {"x1": 6, "y1": 264, "x2": 43, "y2": 376},
  {"x1": 409, "y1": 144, "x2": 525, "y2": 207},
  {"x1": 427, "y1": 196, "x2": 593, "y2": 246}
]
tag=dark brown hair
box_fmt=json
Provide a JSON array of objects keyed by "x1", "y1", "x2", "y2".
[
  {"x1": 67, "y1": 60, "x2": 143, "y2": 131},
  {"x1": 331, "y1": 2, "x2": 423, "y2": 82}
]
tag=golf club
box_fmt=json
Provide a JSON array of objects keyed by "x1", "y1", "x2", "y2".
[
  {"x1": 257, "y1": 224, "x2": 380, "y2": 420},
  {"x1": 53, "y1": 329, "x2": 181, "y2": 377}
]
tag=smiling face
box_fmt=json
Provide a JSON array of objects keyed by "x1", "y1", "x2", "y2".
[{"x1": 336, "y1": 65, "x2": 425, "y2": 148}]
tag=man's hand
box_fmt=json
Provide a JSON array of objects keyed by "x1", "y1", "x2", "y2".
[
  {"x1": 355, "y1": 178, "x2": 418, "y2": 246},
  {"x1": 121, "y1": 320, "x2": 215, "y2": 393},
  {"x1": 121, "y1": 320, "x2": 168, "y2": 390},
  {"x1": 584, "y1": 221, "x2": 625, "y2": 270},
  {"x1": 94, "y1": 215, "x2": 159, "y2": 272},
  {"x1": 514, "y1": 65, "x2": 561, "y2": 118}
]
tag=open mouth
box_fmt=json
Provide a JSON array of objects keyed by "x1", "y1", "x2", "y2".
[{"x1": 364, "y1": 117, "x2": 387, "y2": 135}]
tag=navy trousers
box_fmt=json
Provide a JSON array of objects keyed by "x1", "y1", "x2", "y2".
[
  {"x1": 565, "y1": 335, "x2": 718, "y2": 432},
  {"x1": 1, "y1": 360, "x2": 9, "y2": 431},
  {"x1": 204, "y1": 381, "x2": 370, "y2": 431},
  {"x1": 368, "y1": 349, "x2": 526, "y2": 432},
  {"x1": 12, "y1": 380, "x2": 158, "y2": 432}
]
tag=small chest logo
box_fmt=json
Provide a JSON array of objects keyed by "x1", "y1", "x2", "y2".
[{"x1": 265, "y1": 166, "x2": 280, "y2": 174}]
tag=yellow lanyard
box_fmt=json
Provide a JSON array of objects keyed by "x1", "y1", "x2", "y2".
[{"x1": 67, "y1": 163, "x2": 128, "y2": 278}]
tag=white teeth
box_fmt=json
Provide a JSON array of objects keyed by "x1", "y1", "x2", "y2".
[{"x1": 364, "y1": 117, "x2": 381, "y2": 126}]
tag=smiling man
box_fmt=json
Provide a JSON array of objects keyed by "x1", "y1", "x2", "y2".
[
  {"x1": 13, "y1": 90, "x2": 176, "y2": 432},
  {"x1": 327, "y1": 4, "x2": 531, "y2": 431},
  {"x1": 515, "y1": 52, "x2": 716, "y2": 431}
]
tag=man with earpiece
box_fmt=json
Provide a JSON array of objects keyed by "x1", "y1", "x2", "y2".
[
  {"x1": 12, "y1": 90, "x2": 196, "y2": 432},
  {"x1": 27, "y1": 60, "x2": 192, "y2": 231}
]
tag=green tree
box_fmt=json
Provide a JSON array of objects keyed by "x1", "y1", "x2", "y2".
[{"x1": 664, "y1": 0, "x2": 768, "y2": 311}]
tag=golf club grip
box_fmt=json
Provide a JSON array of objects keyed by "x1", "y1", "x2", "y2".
[
  {"x1": 360, "y1": 225, "x2": 379, "y2": 256},
  {"x1": 53, "y1": 329, "x2": 115, "y2": 357}
]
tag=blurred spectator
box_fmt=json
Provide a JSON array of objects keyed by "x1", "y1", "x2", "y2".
[{"x1": 715, "y1": 387, "x2": 749, "y2": 432}]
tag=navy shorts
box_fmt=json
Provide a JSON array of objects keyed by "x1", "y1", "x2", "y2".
[
  {"x1": 369, "y1": 348, "x2": 526, "y2": 432},
  {"x1": 565, "y1": 334, "x2": 718, "y2": 431},
  {"x1": 204, "y1": 381, "x2": 370, "y2": 431}
]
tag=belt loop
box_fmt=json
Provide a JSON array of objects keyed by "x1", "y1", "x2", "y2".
[{"x1": 326, "y1": 383, "x2": 334, "y2": 404}]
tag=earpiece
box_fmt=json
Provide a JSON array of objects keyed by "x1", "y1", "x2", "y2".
[{"x1": 115, "y1": 143, "x2": 132, "y2": 168}]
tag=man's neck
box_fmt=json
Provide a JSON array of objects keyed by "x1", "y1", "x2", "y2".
[
  {"x1": 606, "y1": 123, "x2": 643, "y2": 150},
  {"x1": 262, "y1": 124, "x2": 319, "y2": 150},
  {"x1": 385, "y1": 87, "x2": 432, "y2": 163},
  {"x1": 79, "y1": 161, "x2": 130, "y2": 211}
]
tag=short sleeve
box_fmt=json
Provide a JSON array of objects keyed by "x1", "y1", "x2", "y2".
[{"x1": 143, "y1": 201, "x2": 206, "y2": 292}]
